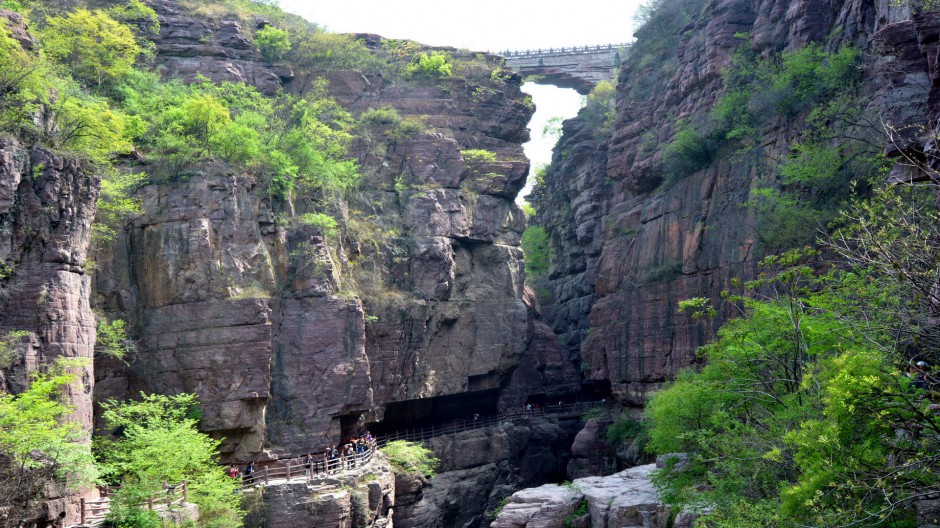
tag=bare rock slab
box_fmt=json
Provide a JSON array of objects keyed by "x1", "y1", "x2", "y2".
[{"x1": 492, "y1": 464, "x2": 668, "y2": 528}]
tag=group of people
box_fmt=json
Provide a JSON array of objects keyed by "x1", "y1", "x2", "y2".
[
  {"x1": 227, "y1": 461, "x2": 255, "y2": 484},
  {"x1": 293, "y1": 434, "x2": 377, "y2": 478},
  {"x1": 226, "y1": 433, "x2": 375, "y2": 485},
  {"x1": 316, "y1": 434, "x2": 375, "y2": 474}
]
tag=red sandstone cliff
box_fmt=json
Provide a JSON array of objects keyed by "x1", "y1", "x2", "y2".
[
  {"x1": 532, "y1": 0, "x2": 926, "y2": 405},
  {"x1": 90, "y1": 0, "x2": 547, "y2": 463}
]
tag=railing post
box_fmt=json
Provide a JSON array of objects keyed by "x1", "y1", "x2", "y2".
[
  {"x1": 286, "y1": 462, "x2": 291, "y2": 480},
  {"x1": 264, "y1": 465, "x2": 269, "y2": 484},
  {"x1": 148, "y1": 496, "x2": 153, "y2": 510},
  {"x1": 80, "y1": 498, "x2": 86, "y2": 525},
  {"x1": 182, "y1": 480, "x2": 188, "y2": 502}
]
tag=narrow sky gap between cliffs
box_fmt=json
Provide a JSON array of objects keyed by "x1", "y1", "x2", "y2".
[{"x1": 519, "y1": 82, "x2": 583, "y2": 204}]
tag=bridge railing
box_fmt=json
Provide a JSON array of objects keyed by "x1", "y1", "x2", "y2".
[{"x1": 500, "y1": 43, "x2": 630, "y2": 59}]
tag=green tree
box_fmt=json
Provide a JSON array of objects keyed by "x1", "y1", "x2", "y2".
[
  {"x1": 521, "y1": 225, "x2": 551, "y2": 278},
  {"x1": 93, "y1": 169, "x2": 146, "y2": 243},
  {"x1": 42, "y1": 9, "x2": 140, "y2": 87},
  {"x1": 106, "y1": 0, "x2": 160, "y2": 59},
  {"x1": 0, "y1": 359, "x2": 98, "y2": 525},
  {"x1": 46, "y1": 89, "x2": 143, "y2": 162},
  {"x1": 96, "y1": 393, "x2": 243, "y2": 528},
  {"x1": 406, "y1": 51, "x2": 452, "y2": 78},
  {"x1": 646, "y1": 183, "x2": 940, "y2": 526},
  {"x1": 254, "y1": 24, "x2": 290, "y2": 62},
  {"x1": 581, "y1": 80, "x2": 616, "y2": 136},
  {"x1": 94, "y1": 318, "x2": 136, "y2": 361}
]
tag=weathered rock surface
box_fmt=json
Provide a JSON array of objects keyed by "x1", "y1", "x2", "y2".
[
  {"x1": 149, "y1": 0, "x2": 287, "y2": 95},
  {"x1": 0, "y1": 138, "x2": 98, "y2": 425},
  {"x1": 492, "y1": 464, "x2": 667, "y2": 528},
  {"x1": 0, "y1": 137, "x2": 99, "y2": 523},
  {"x1": 93, "y1": 0, "x2": 538, "y2": 464},
  {"x1": 566, "y1": 419, "x2": 616, "y2": 480},
  {"x1": 500, "y1": 287, "x2": 582, "y2": 409}
]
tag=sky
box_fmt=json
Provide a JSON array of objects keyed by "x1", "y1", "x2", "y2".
[
  {"x1": 279, "y1": 1, "x2": 645, "y2": 52},
  {"x1": 277, "y1": 0, "x2": 647, "y2": 202}
]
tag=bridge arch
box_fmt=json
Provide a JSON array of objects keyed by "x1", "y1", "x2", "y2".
[{"x1": 500, "y1": 43, "x2": 628, "y2": 94}]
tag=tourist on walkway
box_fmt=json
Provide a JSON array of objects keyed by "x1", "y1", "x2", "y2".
[
  {"x1": 228, "y1": 463, "x2": 239, "y2": 479},
  {"x1": 304, "y1": 453, "x2": 313, "y2": 479},
  {"x1": 244, "y1": 461, "x2": 254, "y2": 484}
]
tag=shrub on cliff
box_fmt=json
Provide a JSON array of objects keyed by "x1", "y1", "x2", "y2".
[
  {"x1": 254, "y1": 24, "x2": 290, "y2": 62},
  {"x1": 96, "y1": 393, "x2": 243, "y2": 528},
  {"x1": 406, "y1": 51, "x2": 453, "y2": 78},
  {"x1": 521, "y1": 225, "x2": 551, "y2": 279},
  {"x1": 580, "y1": 80, "x2": 616, "y2": 137},
  {"x1": 647, "y1": 194, "x2": 940, "y2": 527},
  {"x1": 114, "y1": 71, "x2": 359, "y2": 197},
  {"x1": 0, "y1": 358, "x2": 98, "y2": 526},
  {"x1": 382, "y1": 440, "x2": 439, "y2": 478},
  {"x1": 41, "y1": 8, "x2": 140, "y2": 88}
]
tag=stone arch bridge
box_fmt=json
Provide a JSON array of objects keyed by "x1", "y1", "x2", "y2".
[{"x1": 500, "y1": 43, "x2": 629, "y2": 94}]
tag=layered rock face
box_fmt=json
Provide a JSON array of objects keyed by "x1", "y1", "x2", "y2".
[
  {"x1": 533, "y1": 0, "x2": 918, "y2": 405},
  {"x1": 149, "y1": 0, "x2": 290, "y2": 95},
  {"x1": 94, "y1": 0, "x2": 539, "y2": 462},
  {"x1": 0, "y1": 138, "x2": 99, "y2": 523},
  {"x1": 0, "y1": 138, "x2": 98, "y2": 428}
]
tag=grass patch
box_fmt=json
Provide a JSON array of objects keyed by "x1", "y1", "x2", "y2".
[
  {"x1": 382, "y1": 440, "x2": 439, "y2": 478},
  {"x1": 639, "y1": 259, "x2": 682, "y2": 284}
]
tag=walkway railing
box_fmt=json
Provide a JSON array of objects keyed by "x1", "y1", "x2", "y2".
[
  {"x1": 67, "y1": 399, "x2": 607, "y2": 527},
  {"x1": 500, "y1": 43, "x2": 629, "y2": 59},
  {"x1": 231, "y1": 401, "x2": 604, "y2": 492},
  {"x1": 75, "y1": 480, "x2": 187, "y2": 527},
  {"x1": 238, "y1": 442, "x2": 376, "y2": 491}
]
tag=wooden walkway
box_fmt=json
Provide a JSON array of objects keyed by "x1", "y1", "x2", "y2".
[
  {"x1": 71, "y1": 480, "x2": 187, "y2": 528},
  {"x1": 67, "y1": 400, "x2": 605, "y2": 526}
]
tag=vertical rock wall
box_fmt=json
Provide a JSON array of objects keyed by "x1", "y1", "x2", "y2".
[
  {"x1": 0, "y1": 138, "x2": 99, "y2": 429},
  {"x1": 93, "y1": 0, "x2": 540, "y2": 462},
  {"x1": 0, "y1": 138, "x2": 100, "y2": 524},
  {"x1": 534, "y1": 0, "x2": 918, "y2": 405}
]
